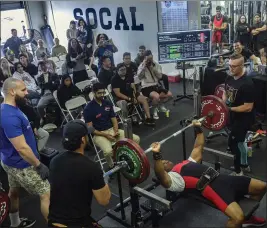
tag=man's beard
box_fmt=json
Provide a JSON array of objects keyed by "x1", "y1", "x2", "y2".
[
  {"x1": 15, "y1": 95, "x2": 27, "y2": 107},
  {"x1": 235, "y1": 49, "x2": 241, "y2": 54}
]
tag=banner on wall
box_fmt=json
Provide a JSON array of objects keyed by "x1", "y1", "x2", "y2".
[{"x1": 73, "y1": 7, "x2": 144, "y2": 31}]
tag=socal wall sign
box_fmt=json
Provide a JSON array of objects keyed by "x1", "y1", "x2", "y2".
[{"x1": 73, "y1": 7, "x2": 144, "y2": 31}]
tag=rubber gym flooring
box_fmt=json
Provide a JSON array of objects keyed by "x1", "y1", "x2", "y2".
[{"x1": 0, "y1": 82, "x2": 266, "y2": 227}]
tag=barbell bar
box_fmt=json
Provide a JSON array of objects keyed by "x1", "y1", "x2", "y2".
[
  {"x1": 144, "y1": 115, "x2": 210, "y2": 154},
  {"x1": 103, "y1": 161, "x2": 128, "y2": 178}
]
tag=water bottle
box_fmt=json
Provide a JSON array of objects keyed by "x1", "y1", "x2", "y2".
[
  {"x1": 166, "y1": 110, "x2": 170, "y2": 118},
  {"x1": 247, "y1": 142, "x2": 253, "y2": 157}
]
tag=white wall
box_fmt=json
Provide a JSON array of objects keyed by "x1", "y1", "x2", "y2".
[
  {"x1": 25, "y1": 1, "x2": 45, "y2": 31},
  {"x1": 44, "y1": 0, "x2": 159, "y2": 68}
]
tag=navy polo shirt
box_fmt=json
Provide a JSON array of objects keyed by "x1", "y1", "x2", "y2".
[{"x1": 83, "y1": 99, "x2": 116, "y2": 131}]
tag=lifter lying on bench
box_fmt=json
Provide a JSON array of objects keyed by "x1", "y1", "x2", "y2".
[{"x1": 152, "y1": 120, "x2": 267, "y2": 228}]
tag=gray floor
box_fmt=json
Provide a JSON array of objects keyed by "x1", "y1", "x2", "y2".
[{"x1": 1, "y1": 81, "x2": 266, "y2": 227}]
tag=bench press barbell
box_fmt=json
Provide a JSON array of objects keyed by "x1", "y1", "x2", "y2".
[{"x1": 103, "y1": 95, "x2": 230, "y2": 184}]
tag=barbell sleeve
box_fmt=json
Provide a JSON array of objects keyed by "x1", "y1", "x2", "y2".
[
  {"x1": 103, "y1": 161, "x2": 128, "y2": 178},
  {"x1": 144, "y1": 116, "x2": 207, "y2": 154}
]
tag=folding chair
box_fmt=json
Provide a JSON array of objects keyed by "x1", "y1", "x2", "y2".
[
  {"x1": 52, "y1": 90, "x2": 71, "y2": 127},
  {"x1": 75, "y1": 80, "x2": 92, "y2": 91},
  {"x1": 107, "y1": 84, "x2": 142, "y2": 121},
  {"x1": 72, "y1": 100, "x2": 106, "y2": 172},
  {"x1": 86, "y1": 69, "x2": 97, "y2": 79},
  {"x1": 65, "y1": 96, "x2": 87, "y2": 120},
  {"x1": 58, "y1": 54, "x2": 67, "y2": 61}
]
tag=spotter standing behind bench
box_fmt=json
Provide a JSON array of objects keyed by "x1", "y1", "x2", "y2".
[{"x1": 152, "y1": 120, "x2": 266, "y2": 228}]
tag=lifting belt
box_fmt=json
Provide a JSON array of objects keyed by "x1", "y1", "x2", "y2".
[{"x1": 196, "y1": 167, "x2": 219, "y2": 192}]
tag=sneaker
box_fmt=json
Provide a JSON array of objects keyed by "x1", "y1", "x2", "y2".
[
  {"x1": 144, "y1": 118, "x2": 156, "y2": 126},
  {"x1": 230, "y1": 171, "x2": 244, "y2": 176},
  {"x1": 11, "y1": 218, "x2": 36, "y2": 228},
  {"x1": 158, "y1": 105, "x2": 168, "y2": 112},
  {"x1": 241, "y1": 166, "x2": 251, "y2": 173},
  {"x1": 242, "y1": 216, "x2": 266, "y2": 227},
  {"x1": 226, "y1": 147, "x2": 231, "y2": 153},
  {"x1": 153, "y1": 109, "x2": 159, "y2": 120}
]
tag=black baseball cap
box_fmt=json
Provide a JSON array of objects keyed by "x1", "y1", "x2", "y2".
[{"x1": 63, "y1": 120, "x2": 95, "y2": 142}]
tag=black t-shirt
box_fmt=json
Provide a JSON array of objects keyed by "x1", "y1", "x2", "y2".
[
  {"x1": 48, "y1": 151, "x2": 105, "y2": 227},
  {"x1": 225, "y1": 74, "x2": 255, "y2": 127},
  {"x1": 23, "y1": 63, "x2": 38, "y2": 78},
  {"x1": 125, "y1": 62, "x2": 137, "y2": 82},
  {"x1": 111, "y1": 74, "x2": 133, "y2": 99},
  {"x1": 252, "y1": 21, "x2": 267, "y2": 43},
  {"x1": 240, "y1": 48, "x2": 253, "y2": 62},
  {"x1": 97, "y1": 67, "x2": 115, "y2": 88}
]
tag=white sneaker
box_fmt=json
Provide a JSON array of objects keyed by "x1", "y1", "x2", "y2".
[
  {"x1": 158, "y1": 105, "x2": 169, "y2": 112},
  {"x1": 153, "y1": 108, "x2": 159, "y2": 119},
  {"x1": 241, "y1": 166, "x2": 251, "y2": 173},
  {"x1": 230, "y1": 171, "x2": 244, "y2": 176}
]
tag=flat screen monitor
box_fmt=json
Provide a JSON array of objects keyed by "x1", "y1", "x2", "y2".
[{"x1": 157, "y1": 29, "x2": 212, "y2": 63}]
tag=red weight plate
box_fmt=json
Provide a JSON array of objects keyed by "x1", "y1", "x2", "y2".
[
  {"x1": 114, "y1": 139, "x2": 150, "y2": 185},
  {"x1": 201, "y1": 95, "x2": 229, "y2": 131},
  {"x1": 0, "y1": 191, "x2": 9, "y2": 225},
  {"x1": 214, "y1": 84, "x2": 225, "y2": 99}
]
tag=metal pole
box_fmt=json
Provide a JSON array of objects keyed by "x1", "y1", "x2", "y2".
[
  {"x1": 117, "y1": 172, "x2": 126, "y2": 221},
  {"x1": 123, "y1": 118, "x2": 133, "y2": 140}
]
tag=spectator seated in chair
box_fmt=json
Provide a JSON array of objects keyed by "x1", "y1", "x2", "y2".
[
  {"x1": 111, "y1": 63, "x2": 155, "y2": 126},
  {"x1": 37, "y1": 61, "x2": 60, "y2": 125},
  {"x1": 51, "y1": 38, "x2": 67, "y2": 57},
  {"x1": 35, "y1": 39, "x2": 50, "y2": 60},
  {"x1": 57, "y1": 74, "x2": 82, "y2": 110},
  {"x1": 19, "y1": 45, "x2": 34, "y2": 63},
  {"x1": 19, "y1": 101, "x2": 50, "y2": 153},
  {"x1": 122, "y1": 52, "x2": 138, "y2": 82},
  {"x1": 40, "y1": 53, "x2": 57, "y2": 74},
  {"x1": 5, "y1": 49, "x2": 18, "y2": 72},
  {"x1": 66, "y1": 38, "x2": 88, "y2": 84},
  {"x1": 83, "y1": 82, "x2": 140, "y2": 170},
  {"x1": 137, "y1": 50, "x2": 172, "y2": 120},
  {"x1": 134, "y1": 46, "x2": 169, "y2": 91},
  {"x1": 97, "y1": 56, "x2": 116, "y2": 88},
  {"x1": 0, "y1": 58, "x2": 12, "y2": 83},
  {"x1": 19, "y1": 53, "x2": 38, "y2": 80},
  {"x1": 12, "y1": 62, "x2": 41, "y2": 100}
]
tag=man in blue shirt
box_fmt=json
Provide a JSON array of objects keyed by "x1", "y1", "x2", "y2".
[
  {"x1": 83, "y1": 83, "x2": 140, "y2": 169},
  {"x1": 3, "y1": 29, "x2": 32, "y2": 58},
  {"x1": 0, "y1": 78, "x2": 50, "y2": 228}
]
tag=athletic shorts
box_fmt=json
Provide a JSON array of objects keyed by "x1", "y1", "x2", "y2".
[
  {"x1": 141, "y1": 86, "x2": 168, "y2": 98},
  {"x1": 179, "y1": 161, "x2": 251, "y2": 212},
  {"x1": 1, "y1": 162, "x2": 50, "y2": 195}
]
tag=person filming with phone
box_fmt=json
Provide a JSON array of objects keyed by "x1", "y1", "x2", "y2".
[
  {"x1": 137, "y1": 50, "x2": 173, "y2": 120},
  {"x1": 94, "y1": 33, "x2": 118, "y2": 70}
]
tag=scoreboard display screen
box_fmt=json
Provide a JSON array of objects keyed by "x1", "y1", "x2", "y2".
[{"x1": 157, "y1": 29, "x2": 211, "y2": 63}]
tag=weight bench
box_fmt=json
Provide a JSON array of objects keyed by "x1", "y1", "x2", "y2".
[
  {"x1": 180, "y1": 190, "x2": 260, "y2": 220},
  {"x1": 151, "y1": 178, "x2": 260, "y2": 221},
  {"x1": 133, "y1": 186, "x2": 172, "y2": 227}
]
